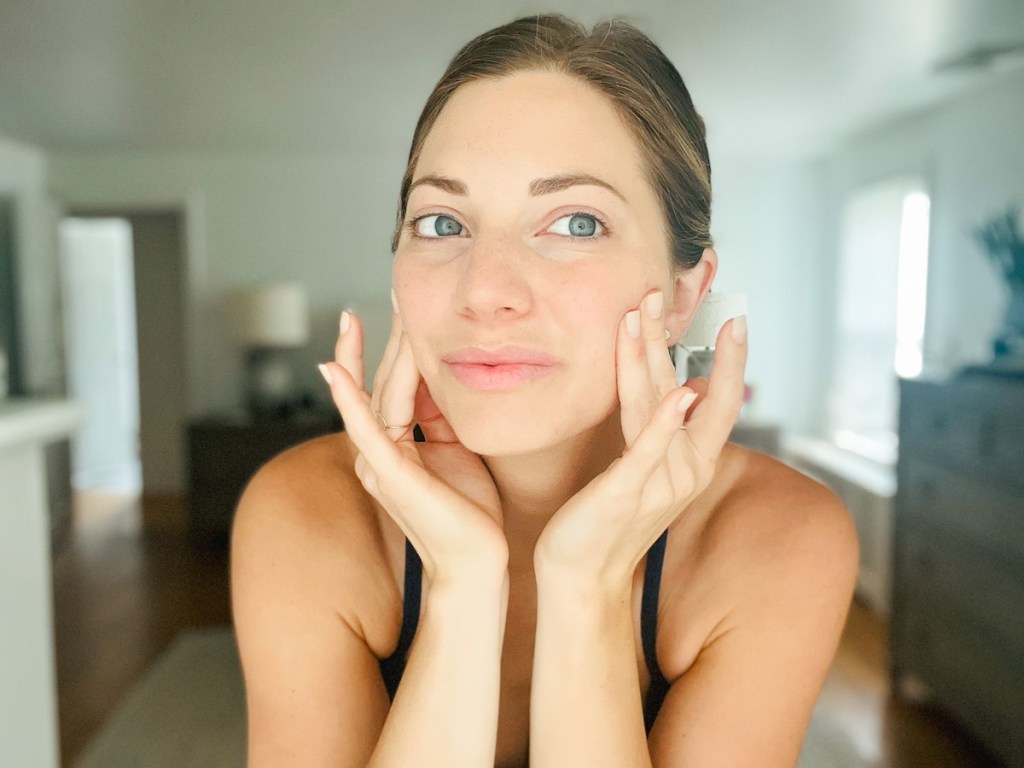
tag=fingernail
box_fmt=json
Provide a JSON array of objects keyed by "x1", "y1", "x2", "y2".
[
  {"x1": 390, "y1": 288, "x2": 399, "y2": 314},
  {"x1": 626, "y1": 310, "x2": 641, "y2": 339},
  {"x1": 645, "y1": 290, "x2": 663, "y2": 320},
  {"x1": 677, "y1": 390, "x2": 697, "y2": 413},
  {"x1": 731, "y1": 315, "x2": 747, "y2": 343},
  {"x1": 340, "y1": 311, "x2": 350, "y2": 334},
  {"x1": 318, "y1": 363, "x2": 333, "y2": 386}
]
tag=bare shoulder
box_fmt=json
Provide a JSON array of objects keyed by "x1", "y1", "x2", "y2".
[
  {"x1": 646, "y1": 456, "x2": 862, "y2": 763},
  {"x1": 657, "y1": 442, "x2": 859, "y2": 690},
  {"x1": 717, "y1": 444, "x2": 859, "y2": 569},
  {"x1": 692, "y1": 443, "x2": 860, "y2": 641},
  {"x1": 230, "y1": 431, "x2": 401, "y2": 657},
  {"x1": 230, "y1": 433, "x2": 403, "y2": 763}
]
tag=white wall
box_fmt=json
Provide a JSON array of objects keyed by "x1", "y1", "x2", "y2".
[
  {"x1": 49, "y1": 150, "x2": 407, "y2": 417},
  {"x1": 710, "y1": 153, "x2": 833, "y2": 435}
]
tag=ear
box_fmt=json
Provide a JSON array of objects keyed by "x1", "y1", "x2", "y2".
[{"x1": 665, "y1": 247, "x2": 717, "y2": 346}]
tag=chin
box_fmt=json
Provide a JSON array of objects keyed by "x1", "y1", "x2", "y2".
[
  {"x1": 438, "y1": 391, "x2": 617, "y2": 458},
  {"x1": 452, "y1": 420, "x2": 559, "y2": 457}
]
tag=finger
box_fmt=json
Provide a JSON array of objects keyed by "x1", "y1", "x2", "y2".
[
  {"x1": 684, "y1": 315, "x2": 748, "y2": 461},
  {"x1": 325, "y1": 362, "x2": 435, "y2": 540},
  {"x1": 370, "y1": 309, "x2": 404, "y2": 416},
  {"x1": 375, "y1": 326, "x2": 420, "y2": 440},
  {"x1": 322, "y1": 361, "x2": 467, "y2": 557},
  {"x1": 320, "y1": 360, "x2": 404, "y2": 472},
  {"x1": 639, "y1": 290, "x2": 677, "y2": 399},
  {"x1": 680, "y1": 377, "x2": 709, "y2": 418},
  {"x1": 335, "y1": 310, "x2": 366, "y2": 396},
  {"x1": 614, "y1": 385, "x2": 698, "y2": 489},
  {"x1": 616, "y1": 307, "x2": 655, "y2": 446},
  {"x1": 414, "y1": 379, "x2": 460, "y2": 443},
  {"x1": 682, "y1": 376, "x2": 709, "y2": 398}
]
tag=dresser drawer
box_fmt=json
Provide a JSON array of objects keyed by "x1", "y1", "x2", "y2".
[
  {"x1": 899, "y1": 384, "x2": 983, "y2": 467},
  {"x1": 898, "y1": 459, "x2": 1023, "y2": 565},
  {"x1": 894, "y1": 375, "x2": 1024, "y2": 767},
  {"x1": 900, "y1": 524, "x2": 1024, "y2": 653},
  {"x1": 901, "y1": 605, "x2": 1024, "y2": 766},
  {"x1": 976, "y1": 406, "x2": 1024, "y2": 482},
  {"x1": 899, "y1": 376, "x2": 1024, "y2": 480}
]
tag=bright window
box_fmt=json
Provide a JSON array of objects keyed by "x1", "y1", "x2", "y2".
[{"x1": 828, "y1": 177, "x2": 930, "y2": 465}]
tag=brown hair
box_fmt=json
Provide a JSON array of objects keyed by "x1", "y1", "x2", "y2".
[{"x1": 389, "y1": 13, "x2": 713, "y2": 271}]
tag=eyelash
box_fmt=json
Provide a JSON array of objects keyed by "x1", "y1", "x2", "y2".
[{"x1": 404, "y1": 210, "x2": 612, "y2": 241}]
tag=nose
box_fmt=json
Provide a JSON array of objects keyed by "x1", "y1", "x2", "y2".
[{"x1": 454, "y1": 238, "x2": 532, "y2": 321}]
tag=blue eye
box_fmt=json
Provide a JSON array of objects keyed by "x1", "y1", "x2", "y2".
[
  {"x1": 549, "y1": 213, "x2": 606, "y2": 238},
  {"x1": 412, "y1": 214, "x2": 463, "y2": 238}
]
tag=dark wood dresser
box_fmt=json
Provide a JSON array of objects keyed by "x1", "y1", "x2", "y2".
[
  {"x1": 891, "y1": 372, "x2": 1024, "y2": 767},
  {"x1": 186, "y1": 408, "x2": 342, "y2": 542}
]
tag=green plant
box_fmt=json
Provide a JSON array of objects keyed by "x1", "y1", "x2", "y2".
[{"x1": 973, "y1": 206, "x2": 1024, "y2": 287}]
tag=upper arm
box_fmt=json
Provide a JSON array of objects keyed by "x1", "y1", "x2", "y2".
[
  {"x1": 230, "y1": 447, "x2": 391, "y2": 768},
  {"x1": 649, "y1": 482, "x2": 859, "y2": 767}
]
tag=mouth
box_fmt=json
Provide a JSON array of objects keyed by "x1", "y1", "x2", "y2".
[{"x1": 442, "y1": 346, "x2": 560, "y2": 391}]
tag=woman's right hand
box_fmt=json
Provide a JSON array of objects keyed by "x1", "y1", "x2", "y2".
[{"x1": 319, "y1": 304, "x2": 508, "y2": 585}]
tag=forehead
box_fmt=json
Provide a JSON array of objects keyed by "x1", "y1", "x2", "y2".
[{"x1": 415, "y1": 70, "x2": 649, "y2": 193}]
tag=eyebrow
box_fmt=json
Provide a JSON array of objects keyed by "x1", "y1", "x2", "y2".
[{"x1": 408, "y1": 173, "x2": 627, "y2": 203}]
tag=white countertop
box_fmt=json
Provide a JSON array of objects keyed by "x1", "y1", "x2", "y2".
[{"x1": 0, "y1": 396, "x2": 86, "y2": 449}]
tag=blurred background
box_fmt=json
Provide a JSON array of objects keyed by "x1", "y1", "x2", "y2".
[{"x1": 1, "y1": 0, "x2": 1022, "y2": 766}]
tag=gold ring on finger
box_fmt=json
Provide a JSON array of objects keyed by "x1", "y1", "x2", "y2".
[{"x1": 376, "y1": 411, "x2": 412, "y2": 431}]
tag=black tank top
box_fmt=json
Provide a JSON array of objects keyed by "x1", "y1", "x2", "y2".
[{"x1": 377, "y1": 527, "x2": 672, "y2": 735}]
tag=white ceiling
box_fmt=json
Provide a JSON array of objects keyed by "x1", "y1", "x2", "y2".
[{"x1": 1, "y1": 0, "x2": 1022, "y2": 159}]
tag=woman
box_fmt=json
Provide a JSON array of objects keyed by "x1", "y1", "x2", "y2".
[{"x1": 231, "y1": 14, "x2": 858, "y2": 768}]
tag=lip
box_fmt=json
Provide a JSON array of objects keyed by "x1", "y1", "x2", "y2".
[
  {"x1": 442, "y1": 346, "x2": 560, "y2": 390},
  {"x1": 442, "y1": 346, "x2": 560, "y2": 365}
]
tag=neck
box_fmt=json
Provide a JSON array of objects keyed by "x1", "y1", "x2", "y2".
[{"x1": 482, "y1": 410, "x2": 624, "y2": 572}]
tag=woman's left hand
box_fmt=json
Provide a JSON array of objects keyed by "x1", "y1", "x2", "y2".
[{"x1": 534, "y1": 290, "x2": 748, "y2": 586}]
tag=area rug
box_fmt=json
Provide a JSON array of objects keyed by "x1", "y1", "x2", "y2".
[{"x1": 75, "y1": 627, "x2": 874, "y2": 768}]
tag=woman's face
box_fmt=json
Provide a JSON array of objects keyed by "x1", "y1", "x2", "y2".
[{"x1": 393, "y1": 70, "x2": 679, "y2": 456}]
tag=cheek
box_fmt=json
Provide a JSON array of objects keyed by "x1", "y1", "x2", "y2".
[
  {"x1": 557, "y1": 274, "x2": 636, "y2": 393},
  {"x1": 393, "y1": 259, "x2": 445, "y2": 329},
  {"x1": 563, "y1": 266, "x2": 644, "y2": 342}
]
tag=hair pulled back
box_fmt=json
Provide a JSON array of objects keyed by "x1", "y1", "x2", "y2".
[{"x1": 391, "y1": 13, "x2": 713, "y2": 271}]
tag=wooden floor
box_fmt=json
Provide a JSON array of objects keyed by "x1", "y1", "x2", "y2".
[{"x1": 51, "y1": 491, "x2": 1002, "y2": 768}]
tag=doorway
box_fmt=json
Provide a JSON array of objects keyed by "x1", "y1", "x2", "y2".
[
  {"x1": 0, "y1": 197, "x2": 24, "y2": 397},
  {"x1": 59, "y1": 210, "x2": 188, "y2": 504}
]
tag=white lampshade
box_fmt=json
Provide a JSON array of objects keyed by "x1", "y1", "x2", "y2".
[{"x1": 229, "y1": 281, "x2": 311, "y2": 347}]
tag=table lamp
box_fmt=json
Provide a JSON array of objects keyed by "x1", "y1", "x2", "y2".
[{"x1": 228, "y1": 281, "x2": 310, "y2": 419}]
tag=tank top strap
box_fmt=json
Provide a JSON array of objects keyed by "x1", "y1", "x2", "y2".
[
  {"x1": 377, "y1": 536, "x2": 422, "y2": 700},
  {"x1": 641, "y1": 527, "x2": 671, "y2": 733},
  {"x1": 378, "y1": 425, "x2": 426, "y2": 699}
]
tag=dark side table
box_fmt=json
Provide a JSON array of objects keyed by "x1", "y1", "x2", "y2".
[{"x1": 186, "y1": 408, "x2": 342, "y2": 543}]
